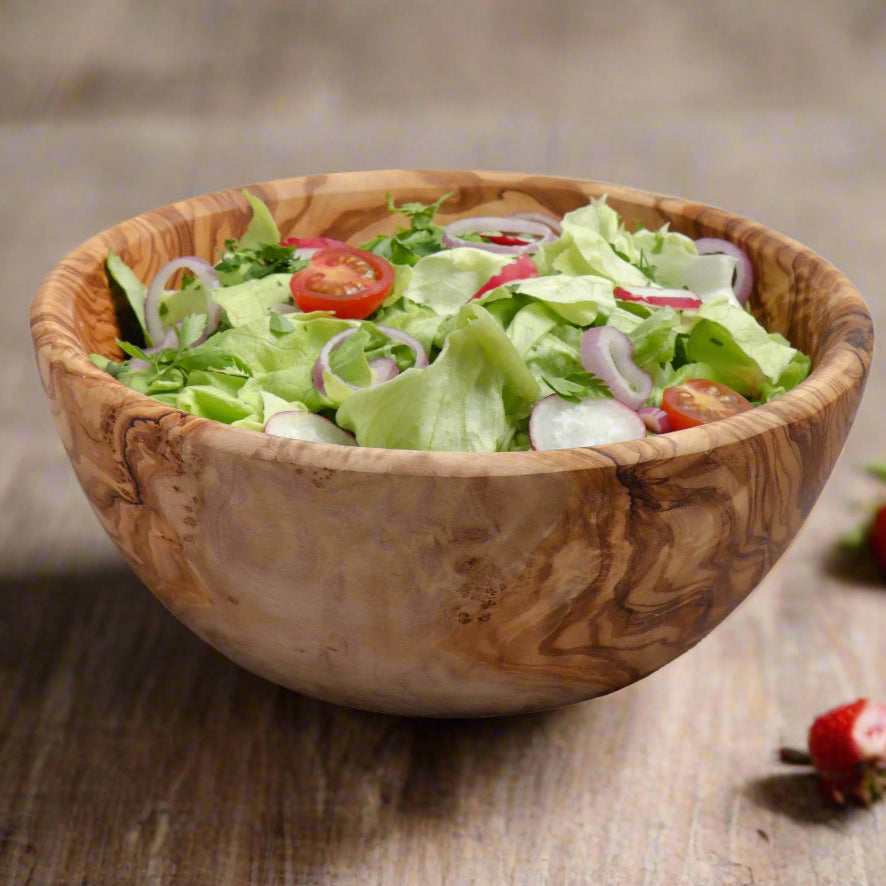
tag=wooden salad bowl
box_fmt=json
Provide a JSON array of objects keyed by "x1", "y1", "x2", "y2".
[{"x1": 31, "y1": 170, "x2": 873, "y2": 717}]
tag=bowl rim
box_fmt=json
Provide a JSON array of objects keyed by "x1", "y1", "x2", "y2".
[{"x1": 30, "y1": 169, "x2": 874, "y2": 478}]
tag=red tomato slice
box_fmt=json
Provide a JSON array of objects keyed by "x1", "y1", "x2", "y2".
[
  {"x1": 279, "y1": 236, "x2": 351, "y2": 249},
  {"x1": 661, "y1": 378, "x2": 753, "y2": 430},
  {"x1": 471, "y1": 255, "x2": 539, "y2": 300},
  {"x1": 289, "y1": 247, "x2": 394, "y2": 319}
]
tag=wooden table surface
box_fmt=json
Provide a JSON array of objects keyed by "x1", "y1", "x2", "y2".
[{"x1": 2, "y1": 2, "x2": 885, "y2": 883}]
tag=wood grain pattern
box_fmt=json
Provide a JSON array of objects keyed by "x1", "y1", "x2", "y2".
[{"x1": 30, "y1": 170, "x2": 874, "y2": 716}]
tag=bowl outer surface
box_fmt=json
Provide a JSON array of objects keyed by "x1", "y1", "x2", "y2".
[{"x1": 31, "y1": 170, "x2": 874, "y2": 716}]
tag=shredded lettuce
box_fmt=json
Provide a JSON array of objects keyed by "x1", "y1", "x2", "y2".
[{"x1": 93, "y1": 192, "x2": 812, "y2": 452}]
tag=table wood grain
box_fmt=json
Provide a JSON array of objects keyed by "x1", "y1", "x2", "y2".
[{"x1": 2, "y1": 2, "x2": 885, "y2": 883}]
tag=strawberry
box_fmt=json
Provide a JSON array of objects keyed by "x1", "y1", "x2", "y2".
[{"x1": 780, "y1": 699, "x2": 886, "y2": 806}]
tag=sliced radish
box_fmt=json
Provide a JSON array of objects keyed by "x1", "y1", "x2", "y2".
[
  {"x1": 279, "y1": 236, "x2": 350, "y2": 249},
  {"x1": 471, "y1": 254, "x2": 539, "y2": 300},
  {"x1": 637, "y1": 405, "x2": 671, "y2": 434},
  {"x1": 529, "y1": 395, "x2": 646, "y2": 450},
  {"x1": 264, "y1": 411, "x2": 357, "y2": 445},
  {"x1": 614, "y1": 285, "x2": 702, "y2": 310},
  {"x1": 695, "y1": 237, "x2": 753, "y2": 306},
  {"x1": 580, "y1": 326, "x2": 652, "y2": 409}
]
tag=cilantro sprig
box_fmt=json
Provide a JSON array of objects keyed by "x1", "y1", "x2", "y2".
[
  {"x1": 360, "y1": 192, "x2": 453, "y2": 266},
  {"x1": 544, "y1": 370, "x2": 611, "y2": 403},
  {"x1": 215, "y1": 241, "x2": 308, "y2": 283}
]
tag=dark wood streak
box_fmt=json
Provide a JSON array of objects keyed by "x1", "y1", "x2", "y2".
[{"x1": 28, "y1": 170, "x2": 874, "y2": 716}]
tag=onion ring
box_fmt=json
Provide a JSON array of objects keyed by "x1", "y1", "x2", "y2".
[
  {"x1": 441, "y1": 216, "x2": 556, "y2": 255},
  {"x1": 145, "y1": 257, "x2": 221, "y2": 346},
  {"x1": 580, "y1": 326, "x2": 652, "y2": 409},
  {"x1": 637, "y1": 406, "x2": 672, "y2": 434},
  {"x1": 508, "y1": 211, "x2": 562, "y2": 237},
  {"x1": 312, "y1": 326, "x2": 428, "y2": 398}
]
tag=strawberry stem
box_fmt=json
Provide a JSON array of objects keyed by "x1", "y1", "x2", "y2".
[{"x1": 779, "y1": 747, "x2": 813, "y2": 765}]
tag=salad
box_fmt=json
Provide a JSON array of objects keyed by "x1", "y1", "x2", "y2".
[{"x1": 92, "y1": 190, "x2": 811, "y2": 452}]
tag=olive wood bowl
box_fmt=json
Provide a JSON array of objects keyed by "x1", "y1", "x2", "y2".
[{"x1": 31, "y1": 170, "x2": 873, "y2": 717}]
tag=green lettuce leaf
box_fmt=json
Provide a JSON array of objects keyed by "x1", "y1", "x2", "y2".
[
  {"x1": 107, "y1": 250, "x2": 150, "y2": 344},
  {"x1": 536, "y1": 199, "x2": 649, "y2": 285},
  {"x1": 336, "y1": 304, "x2": 540, "y2": 451},
  {"x1": 240, "y1": 189, "x2": 281, "y2": 249},
  {"x1": 684, "y1": 302, "x2": 800, "y2": 397},
  {"x1": 211, "y1": 274, "x2": 294, "y2": 326},
  {"x1": 400, "y1": 247, "x2": 513, "y2": 315},
  {"x1": 513, "y1": 274, "x2": 616, "y2": 326}
]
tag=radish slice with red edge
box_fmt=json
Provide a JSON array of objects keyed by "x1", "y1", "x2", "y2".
[
  {"x1": 442, "y1": 216, "x2": 556, "y2": 255},
  {"x1": 637, "y1": 406, "x2": 671, "y2": 434},
  {"x1": 312, "y1": 325, "x2": 427, "y2": 397},
  {"x1": 614, "y1": 285, "x2": 702, "y2": 310},
  {"x1": 580, "y1": 326, "x2": 653, "y2": 409},
  {"x1": 508, "y1": 211, "x2": 562, "y2": 236},
  {"x1": 472, "y1": 255, "x2": 539, "y2": 300},
  {"x1": 694, "y1": 237, "x2": 753, "y2": 306},
  {"x1": 279, "y1": 236, "x2": 350, "y2": 249},
  {"x1": 145, "y1": 257, "x2": 221, "y2": 347},
  {"x1": 529, "y1": 395, "x2": 646, "y2": 450},
  {"x1": 279, "y1": 236, "x2": 351, "y2": 263},
  {"x1": 264, "y1": 411, "x2": 357, "y2": 446}
]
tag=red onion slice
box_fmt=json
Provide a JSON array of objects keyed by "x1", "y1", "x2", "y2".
[
  {"x1": 695, "y1": 237, "x2": 753, "y2": 306},
  {"x1": 614, "y1": 285, "x2": 702, "y2": 310},
  {"x1": 441, "y1": 216, "x2": 556, "y2": 255},
  {"x1": 637, "y1": 406, "x2": 672, "y2": 434},
  {"x1": 580, "y1": 326, "x2": 653, "y2": 409},
  {"x1": 374, "y1": 325, "x2": 429, "y2": 368},
  {"x1": 368, "y1": 357, "x2": 400, "y2": 385},
  {"x1": 508, "y1": 211, "x2": 563, "y2": 237},
  {"x1": 312, "y1": 325, "x2": 427, "y2": 398},
  {"x1": 264, "y1": 411, "x2": 357, "y2": 446},
  {"x1": 145, "y1": 257, "x2": 221, "y2": 346},
  {"x1": 529, "y1": 395, "x2": 646, "y2": 450},
  {"x1": 312, "y1": 328, "x2": 360, "y2": 397}
]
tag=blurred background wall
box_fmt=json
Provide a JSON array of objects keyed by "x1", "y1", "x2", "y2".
[{"x1": 4, "y1": 1, "x2": 884, "y2": 246}]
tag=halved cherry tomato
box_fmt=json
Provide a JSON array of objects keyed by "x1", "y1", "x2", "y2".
[
  {"x1": 289, "y1": 247, "x2": 394, "y2": 319},
  {"x1": 661, "y1": 378, "x2": 753, "y2": 430}
]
